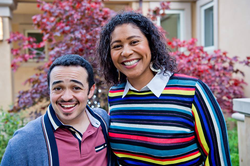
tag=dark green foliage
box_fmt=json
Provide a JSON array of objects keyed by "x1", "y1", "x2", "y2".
[{"x1": 0, "y1": 109, "x2": 26, "y2": 162}]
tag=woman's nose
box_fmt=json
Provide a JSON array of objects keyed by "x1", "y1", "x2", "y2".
[{"x1": 121, "y1": 45, "x2": 133, "y2": 57}]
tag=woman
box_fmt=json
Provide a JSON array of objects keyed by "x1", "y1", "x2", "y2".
[{"x1": 97, "y1": 11, "x2": 232, "y2": 166}]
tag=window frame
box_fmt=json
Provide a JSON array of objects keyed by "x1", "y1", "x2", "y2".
[
  {"x1": 25, "y1": 29, "x2": 48, "y2": 62},
  {"x1": 150, "y1": 2, "x2": 192, "y2": 42},
  {"x1": 197, "y1": 0, "x2": 218, "y2": 52},
  {"x1": 157, "y1": 9, "x2": 185, "y2": 41},
  {"x1": 201, "y1": 1, "x2": 214, "y2": 50}
]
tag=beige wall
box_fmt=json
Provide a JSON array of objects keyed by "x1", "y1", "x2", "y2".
[
  {"x1": 219, "y1": 0, "x2": 250, "y2": 97},
  {"x1": 11, "y1": 13, "x2": 44, "y2": 99},
  {"x1": 4, "y1": 0, "x2": 250, "y2": 111},
  {"x1": 191, "y1": 2, "x2": 196, "y2": 38},
  {"x1": 0, "y1": 17, "x2": 14, "y2": 110},
  {"x1": 13, "y1": 65, "x2": 43, "y2": 94}
]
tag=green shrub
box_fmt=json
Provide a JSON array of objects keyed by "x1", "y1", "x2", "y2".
[
  {"x1": 0, "y1": 109, "x2": 26, "y2": 162},
  {"x1": 227, "y1": 118, "x2": 239, "y2": 166}
]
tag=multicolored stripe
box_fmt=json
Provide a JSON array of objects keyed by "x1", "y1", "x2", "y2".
[{"x1": 108, "y1": 74, "x2": 231, "y2": 166}]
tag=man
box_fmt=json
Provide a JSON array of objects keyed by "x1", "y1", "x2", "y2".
[{"x1": 1, "y1": 54, "x2": 113, "y2": 166}]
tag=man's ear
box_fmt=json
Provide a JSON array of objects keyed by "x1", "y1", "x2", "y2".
[{"x1": 88, "y1": 84, "x2": 96, "y2": 99}]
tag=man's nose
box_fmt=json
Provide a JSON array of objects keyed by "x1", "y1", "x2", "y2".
[{"x1": 61, "y1": 89, "x2": 73, "y2": 101}]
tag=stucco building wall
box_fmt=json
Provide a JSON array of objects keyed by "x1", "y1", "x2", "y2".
[
  {"x1": 218, "y1": 0, "x2": 250, "y2": 97},
  {"x1": 0, "y1": 0, "x2": 250, "y2": 109},
  {"x1": 0, "y1": 17, "x2": 14, "y2": 110}
]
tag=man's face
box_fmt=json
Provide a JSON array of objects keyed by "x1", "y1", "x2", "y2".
[{"x1": 49, "y1": 66, "x2": 95, "y2": 125}]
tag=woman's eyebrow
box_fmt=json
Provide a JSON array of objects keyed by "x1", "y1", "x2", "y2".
[{"x1": 110, "y1": 35, "x2": 141, "y2": 46}]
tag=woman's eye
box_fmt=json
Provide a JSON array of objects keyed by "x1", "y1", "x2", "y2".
[
  {"x1": 112, "y1": 45, "x2": 121, "y2": 49},
  {"x1": 131, "y1": 40, "x2": 139, "y2": 45}
]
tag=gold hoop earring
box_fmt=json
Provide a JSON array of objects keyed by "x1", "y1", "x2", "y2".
[
  {"x1": 150, "y1": 62, "x2": 161, "y2": 73},
  {"x1": 117, "y1": 69, "x2": 121, "y2": 83}
]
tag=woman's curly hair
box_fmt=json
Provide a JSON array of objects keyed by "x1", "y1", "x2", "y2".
[{"x1": 97, "y1": 11, "x2": 177, "y2": 85}]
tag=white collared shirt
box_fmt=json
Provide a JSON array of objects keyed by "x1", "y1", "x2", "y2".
[{"x1": 122, "y1": 71, "x2": 172, "y2": 98}]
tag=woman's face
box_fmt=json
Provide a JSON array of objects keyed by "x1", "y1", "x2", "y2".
[{"x1": 110, "y1": 23, "x2": 154, "y2": 87}]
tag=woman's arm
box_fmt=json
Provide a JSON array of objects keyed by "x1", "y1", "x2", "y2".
[{"x1": 192, "y1": 80, "x2": 232, "y2": 166}]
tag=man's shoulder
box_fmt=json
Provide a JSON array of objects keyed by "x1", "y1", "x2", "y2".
[
  {"x1": 11, "y1": 116, "x2": 44, "y2": 144},
  {"x1": 91, "y1": 107, "x2": 110, "y2": 127},
  {"x1": 92, "y1": 107, "x2": 109, "y2": 120},
  {"x1": 92, "y1": 107, "x2": 108, "y2": 116},
  {"x1": 1, "y1": 116, "x2": 48, "y2": 166}
]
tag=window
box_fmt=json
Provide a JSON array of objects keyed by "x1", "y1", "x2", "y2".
[
  {"x1": 201, "y1": 2, "x2": 214, "y2": 48},
  {"x1": 151, "y1": 2, "x2": 192, "y2": 42},
  {"x1": 160, "y1": 11, "x2": 184, "y2": 40},
  {"x1": 25, "y1": 30, "x2": 47, "y2": 61},
  {"x1": 197, "y1": 0, "x2": 218, "y2": 51},
  {"x1": 157, "y1": 10, "x2": 184, "y2": 41},
  {"x1": 157, "y1": 9, "x2": 186, "y2": 52}
]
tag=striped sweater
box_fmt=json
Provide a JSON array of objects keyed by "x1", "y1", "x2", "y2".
[{"x1": 108, "y1": 74, "x2": 232, "y2": 166}]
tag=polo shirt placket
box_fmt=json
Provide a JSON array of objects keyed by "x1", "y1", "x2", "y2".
[{"x1": 47, "y1": 106, "x2": 108, "y2": 166}]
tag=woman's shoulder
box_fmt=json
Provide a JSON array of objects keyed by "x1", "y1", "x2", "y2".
[
  {"x1": 170, "y1": 73, "x2": 200, "y2": 81},
  {"x1": 169, "y1": 73, "x2": 200, "y2": 86},
  {"x1": 171, "y1": 73, "x2": 198, "y2": 80},
  {"x1": 109, "y1": 82, "x2": 126, "y2": 90}
]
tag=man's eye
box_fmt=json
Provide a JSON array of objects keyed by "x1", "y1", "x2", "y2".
[
  {"x1": 53, "y1": 87, "x2": 62, "y2": 91},
  {"x1": 73, "y1": 87, "x2": 82, "y2": 90}
]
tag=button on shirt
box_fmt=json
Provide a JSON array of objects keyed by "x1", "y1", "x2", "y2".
[
  {"x1": 47, "y1": 106, "x2": 108, "y2": 166},
  {"x1": 122, "y1": 71, "x2": 172, "y2": 98}
]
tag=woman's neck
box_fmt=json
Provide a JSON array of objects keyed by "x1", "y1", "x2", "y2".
[{"x1": 128, "y1": 72, "x2": 155, "y2": 91}]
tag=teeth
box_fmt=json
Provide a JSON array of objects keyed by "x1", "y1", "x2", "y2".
[
  {"x1": 61, "y1": 104, "x2": 75, "y2": 108},
  {"x1": 124, "y1": 60, "x2": 138, "y2": 66}
]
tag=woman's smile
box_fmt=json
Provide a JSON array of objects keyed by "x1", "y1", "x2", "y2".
[{"x1": 110, "y1": 23, "x2": 154, "y2": 89}]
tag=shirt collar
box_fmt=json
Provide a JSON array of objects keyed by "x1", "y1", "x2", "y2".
[
  {"x1": 47, "y1": 104, "x2": 100, "y2": 131},
  {"x1": 122, "y1": 71, "x2": 172, "y2": 98}
]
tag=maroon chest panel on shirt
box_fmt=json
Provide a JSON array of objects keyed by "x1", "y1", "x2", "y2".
[{"x1": 54, "y1": 124, "x2": 108, "y2": 166}]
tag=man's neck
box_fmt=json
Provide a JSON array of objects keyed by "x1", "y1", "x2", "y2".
[{"x1": 62, "y1": 109, "x2": 90, "y2": 134}]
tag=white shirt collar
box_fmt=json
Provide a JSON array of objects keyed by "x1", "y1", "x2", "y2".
[
  {"x1": 48, "y1": 106, "x2": 100, "y2": 130},
  {"x1": 86, "y1": 108, "x2": 100, "y2": 128},
  {"x1": 122, "y1": 71, "x2": 172, "y2": 98}
]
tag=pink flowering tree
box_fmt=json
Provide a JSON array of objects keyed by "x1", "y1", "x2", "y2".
[
  {"x1": 148, "y1": 2, "x2": 250, "y2": 112},
  {"x1": 167, "y1": 38, "x2": 250, "y2": 111},
  {"x1": 7, "y1": 0, "x2": 250, "y2": 113},
  {"x1": 7, "y1": 0, "x2": 114, "y2": 112}
]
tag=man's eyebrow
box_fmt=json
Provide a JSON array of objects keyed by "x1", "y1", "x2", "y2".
[
  {"x1": 71, "y1": 80, "x2": 84, "y2": 87},
  {"x1": 52, "y1": 80, "x2": 63, "y2": 86},
  {"x1": 51, "y1": 80, "x2": 84, "y2": 87}
]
